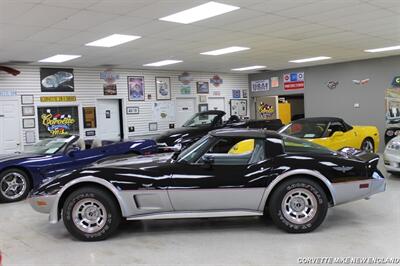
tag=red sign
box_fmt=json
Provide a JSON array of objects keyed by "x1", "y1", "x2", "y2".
[
  {"x1": 283, "y1": 72, "x2": 305, "y2": 90},
  {"x1": 284, "y1": 81, "x2": 304, "y2": 90}
]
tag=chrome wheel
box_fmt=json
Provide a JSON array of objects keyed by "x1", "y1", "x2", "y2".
[
  {"x1": 281, "y1": 188, "x2": 318, "y2": 225},
  {"x1": 362, "y1": 139, "x2": 374, "y2": 152},
  {"x1": 72, "y1": 198, "x2": 107, "y2": 234},
  {"x1": 0, "y1": 172, "x2": 27, "y2": 200}
]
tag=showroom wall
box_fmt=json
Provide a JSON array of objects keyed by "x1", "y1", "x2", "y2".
[
  {"x1": 0, "y1": 65, "x2": 248, "y2": 152},
  {"x1": 249, "y1": 55, "x2": 400, "y2": 150}
]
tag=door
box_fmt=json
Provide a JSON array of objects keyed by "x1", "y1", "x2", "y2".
[
  {"x1": 0, "y1": 99, "x2": 21, "y2": 153},
  {"x1": 97, "y1": 99, "x2": 122, "y2": 140},
  {"x1": 175, "y1": 98, "x2": 196, "y2": 127},
  {"x1": 208, "y1": 97, "x2": 225, "y2": 112},
  {"x1": 326, "y1": 121, "x2": 354, "y2": 150},
  {"x1": 168, "y1": 136, "x2": 269, "y2": 211}
]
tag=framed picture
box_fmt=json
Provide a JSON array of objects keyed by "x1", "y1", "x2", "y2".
[
  {"x1": 149, "y1": 122, "x2": 158, "y2": 131},
  {"x1": 40, "y1": 68, "x2": 74, "y2": 92},
  {"x1": 230, "y1": 99, "x2": 247, "y2": 117},
  {"x1": 127, "y1": 76, "x2": 145, "y2": 101},
  {"x1": 25, "y1": 131, "x2": 36, "y2": 144},
  {"x1": 156, "y1": 77, "x2": 171, "y2": 100},
  {"x1": 85, "y1": 130, "x2": 96, "y2": 137},
  {"x1": 197, "y1": 81, "x2": 209, "y2": 94},
  {"x1": 126, "y1": 106, "x2": 139, "y2": 114},
  {"x1": 21, "y1": 95, "x2": 34, "y2": 105},
  {"x1": 242, "y1": 89, "x2": 248, "y2": 98},
  {"x1": 37, "y1": 106, "x2": 79, "y2": 138},
  {"x1": 199, "y1": 95, "x2": 207, "y2": 103},
  {"x1": 232, "y1": 89, "x2": 241, "y2": 99},
  {"x1": 103, "y1": 84, "x2": 117, "y2": 95},
  {"x1": 23, "y1": 118, "x2": 35, "y2": 129},
  {"x1": 22, "y1": 106, "x2": 35, "y2": 116},
  {"x1": 198, "y1": 103, "x2": 208, "y2": 112},
  {"x1": 83, "y1": 107, "x2": 96, "y2": 128}
]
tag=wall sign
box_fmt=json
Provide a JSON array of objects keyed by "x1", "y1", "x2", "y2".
[
  {"x1": 40, "y1": 68, "x2": 74, "y2": 92},
  {"x1": 258, "y1": 102, "x2": 275, "y2": 118},
  {"x1": 101, "y1": 70, "x2": 119, "y2": 96},
  {"x1": 126, "y1": 106, "x2": 139, "y2": 114},
  {"x1": 40, "y1": 96, "x2": 76, "y2": 102},
  {"x1": 251, "y1": 79, "x2": 269, "y2": 92},
  {"x1": 180, "y1": 85, "x2": 191, "y2": 94},
  {"x1": 392, "y1": 76, "x2": 400, "y2": 88},
  {"x1": 232, "y1": 89, "x2": 241, "y2": 99},
  {"x1": 0, "y1": 90, "x2": 17, "y2": 97},
  {"x1": 210, "y1": 75, "x2": 223, "y2": 87},
  {"x1": 178, "y1": 72, "x2": 193, "y2": 85},
  {"x1": 85, "y1": 130, "x2": 96, "y2": 137},
  {"x1": 152, "y1": 102, "x2": 176, "y2": 121},
  {"x1": 283, "y1": 72, "x2": 304, "y2": 90},
  {"x1": 271, "y1": 77, "x2": 279, "y2": 88},
  {"x1": 326, "y1": 81, "x2": 339, "y2": 89},
  {"x1": 38, "y1": 106, "x2": 79, "y2": 138}
]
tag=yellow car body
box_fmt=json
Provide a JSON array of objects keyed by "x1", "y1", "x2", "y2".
[{"x1": 280, "y1": 118, "x2": 379, "y2": 152}]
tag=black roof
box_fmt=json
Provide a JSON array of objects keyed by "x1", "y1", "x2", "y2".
[
  {"x1": 209, "y1": 128, "x2": 282, "y2": 139},
  {"x1": 294, "y1": 117, "x2": 345, "y2": 123}
]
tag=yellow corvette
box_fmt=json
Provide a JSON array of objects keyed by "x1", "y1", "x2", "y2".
[{"x1": 279, "y1": 117, "x2": 379, "y2": 152}]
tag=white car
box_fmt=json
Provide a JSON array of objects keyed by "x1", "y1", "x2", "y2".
[{"x1": 384, "y1": 135, "x2": 400, "y2": 174}]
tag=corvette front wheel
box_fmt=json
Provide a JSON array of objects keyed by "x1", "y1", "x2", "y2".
[
  {"x1": 268, "y1": 177, "x2": 328, "y2": 233},
  {"x1": 361, "y1": 138, "x2": 374, "y2": 152},
  {"x1": 0, "y1": 168, "x2": 30, "y2": 203}
]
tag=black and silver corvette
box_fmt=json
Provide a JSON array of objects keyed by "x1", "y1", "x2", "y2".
[{"x1": 29, "y1": 129, "x2": 385, "y2": 241}]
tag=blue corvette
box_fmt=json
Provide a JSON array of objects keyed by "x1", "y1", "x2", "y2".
[{"x1": 0, "y1": 135, "x2": 157, "y2": 203}]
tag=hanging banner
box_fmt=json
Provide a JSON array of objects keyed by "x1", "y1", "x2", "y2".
[
  {"x1": 283, "y1": 72, "x2": 304, "y2": 90},
  {"x1": 251, "y1": 79, "x2": 269, "y2": 92}
]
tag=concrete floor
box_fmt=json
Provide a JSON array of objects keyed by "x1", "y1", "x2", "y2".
[{"x1": 1, "y1": 160, "x2": 400, "y2": 266}]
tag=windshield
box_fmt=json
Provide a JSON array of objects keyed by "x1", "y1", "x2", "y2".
[
  {"x1": 24, "y1": 138, "x2": 70, "y2": 155},
  {"x1": 177, "y1": 135, "x2": 211, "y2": 163},
  {"x1": 283, "y1": 135, "x2": 333, "y2": 154},
  {"x1": 183, "y1": 113, "x2": 220, "y2": 127},
  {"x1": 280, "y1": 120, "x2": 328, "y2": 139}
]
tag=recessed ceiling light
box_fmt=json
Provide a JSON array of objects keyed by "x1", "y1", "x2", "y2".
[
  {"x1": 86, "y1": 34, "x2": 141, "y2": 47},
  {"x1": 289, "y1": 56, "x2": 331, "y2": 63},
  {"x1": 143, "y1": 60, "x2": 183, "y2": 67},
  {"x1": 159, "y1": 1, "x2": 240, "y2": 24},
  {"x1": 364, "y1": 45, "x2": 400, "y2": 53},
  {"x1": 38, "y1": 54, "x2": 81, "y2": 63},
  {"x1": 231, "y1": 65, "x2": 266, "y2": 71},
  {"x1": 200, "y1": 46, "x2": 250, "y2": 56}
]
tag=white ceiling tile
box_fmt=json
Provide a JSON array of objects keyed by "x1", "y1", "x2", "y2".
[
  {"x1": 26, "y1": 28, "x2": 78, "y2": 42},
  {"x1": 0, "y1": 1, "x2": 36, "y2": 23},
  {"x1": 51, "y1": 10, "x2": 118, "y2": 30}
]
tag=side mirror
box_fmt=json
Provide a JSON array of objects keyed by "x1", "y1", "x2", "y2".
[
  {"x1": 332, "y1": 131, "x2": 344, "y2": 137},
  {"x1": 201, "y1": 155, "x2": 214, "y2": 168},
  {"x1": 67, "y1": 146, "x2": 80, "y2": 157}
]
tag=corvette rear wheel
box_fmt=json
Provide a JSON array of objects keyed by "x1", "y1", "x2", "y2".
[
  {"x1": 361, "y1": 138, "x2": 374, "y2": 152},
  {"x1": 63, "y1": 187, "x2": 121, "y2": 241},
  {"x1": 268, "y1": 177, "x2": 328, "y2": 233},
  {"x1": 0, "y1": 168, "x2": 30, "y2": 203}
]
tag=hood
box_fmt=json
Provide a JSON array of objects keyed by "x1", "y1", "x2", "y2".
[
  {"x1": 0, "y1": 153, "x2": 42, "y2": 164},
  {"x1": 156, "y1": 126, "x2": 209, "y2": 146},
  {"x1": 93, "y1": 152, "x2": 174, "y2": 169}
]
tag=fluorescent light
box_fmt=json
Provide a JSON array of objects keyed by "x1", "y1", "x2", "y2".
[
  {"x1": 143, "y1": 60, "x2": 183, "y2": 67},
  {"x1": 231, "y1": 65, "x2": 266, "y2": 71},
  {"x1": 289, "y1": 56, "x2": 331, "y2": 63},
  {"x1": 159, "y1": 1, "x2": 239, "y2": 24},
  {"x1": 39, "y1": 54, "x2": 81, "y2": 63},
  {"x1": 200, "y1": 46, "x2": 250, "y2": 56},
  {"x1": 364, "y1": 45, "x2": 400, "y2": 53},
  {"x1": 86, "y1": 34, "x2": 141, "y2": 47}
]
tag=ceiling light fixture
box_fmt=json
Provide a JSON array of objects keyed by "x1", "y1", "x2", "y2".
[
  {"x1": 143, "y1": 60, "x2": 183, "y2": 67},
  {"x1": 231, "y1": 65, "x2": 266, "y2": 71},
  {"x1": 200, "y1": 46, "x2": 250, "y2": 56},
  {"x1": 86, "y1": 34, "x2": 141, "y2": 47},
  {"x1": 38, "y1": 54, "x2": 81, "y2": 63},
  {"x1": 289, "y1": 56, "x2": 331, "y2": 63},
  {"x1": 159, "y1": 1, "x2": 240, "y2": 24},
  {"x1": 364, "y1": 45, "x2": 400, "y2": 53}
]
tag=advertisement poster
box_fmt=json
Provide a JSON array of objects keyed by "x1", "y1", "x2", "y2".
[
  {"x1": 283, "y1": 72, "x2": 304, "y2": 90},
  {"x1": 101, "y1": 70, "x2": 119, "y2": 95},
  {"x1": 40, "y1": 68, "x2": 74, "y2": 92},
  {"x1": 38, "y1": 106, "x2": 79, "y2": 138},
  {"x1": 230, "y1": 99, "x2": 247, "y2": 117},
  {"x1": 128, "y1": 76, "x2": 145, "y2": 101},
  {"x1": 152, "y1": 101, "x2": 176, "y2": 121},
  {"x1": 156, "y1": 77, "x2": 171, "y2": 100},
  {"x1": 251, "y1": 79, "x2": 269, "y2": 92}
]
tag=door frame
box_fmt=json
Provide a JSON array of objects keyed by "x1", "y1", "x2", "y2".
[
  {"x1": 96, "y1": 98, "x2": 124, "y2": 141},
  {"x1": 0, "y1": 97, "x2": 22, "y2": 152}
]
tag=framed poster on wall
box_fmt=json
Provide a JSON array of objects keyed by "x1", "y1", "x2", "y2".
[
  {"x1": 156, "y1": 77, "x2": 171, "y2": 100},
  {"x1": 83, "y1": 107, "x2": 96, "y2": 128},
  {"x1": 127, "y1": 76, "x2": 145, "y2": 101},
  {"x1": 230, "y1": 99, "x2": 247, "y2": 117},
  {"x1": 37, "y1": 106, "x2": 79, "y2": 138},
  {"x1": 196, "y1": 81, "x2": 209, "y2": 94},
  {"x1": 40, "y1": 68, "x2": 74, "y2": 92}
]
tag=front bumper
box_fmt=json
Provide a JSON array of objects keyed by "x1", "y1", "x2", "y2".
[
  {"x1": 28, "y1": 194, "x2": 57, "y2": 215},
  {"x1": 383, "y1": 149, "x2": 400, "y2": 172}
]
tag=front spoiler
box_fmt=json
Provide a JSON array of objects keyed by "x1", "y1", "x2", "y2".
[{"x1": 28, "y1": 193, "x2": 59, "y2": 224}]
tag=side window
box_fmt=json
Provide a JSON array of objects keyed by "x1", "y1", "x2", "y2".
[
  {"x1": 327, "y1": 122, "x2": 346, "y2": 136},
  {"x1": 200, "y1": 138, "x2": 265, "y2": 165}
]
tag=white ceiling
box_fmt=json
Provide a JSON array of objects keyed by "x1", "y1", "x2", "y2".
[{"x1": 1, "y1": 0, "x2": 400, "y2": 72}]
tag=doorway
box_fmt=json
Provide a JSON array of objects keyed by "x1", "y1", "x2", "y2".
[
  {"x1": 97, "y1": 99, "x2": 123, "y2": 140},
  {"x1": 176, "y1": 98, "x2": 196, "y2": 127},
  {"x1": 0, "y1": 99, "x2": 21, "y2": 153},
  {"x1": 280, "y1": 94, "x2": 305, "y2": 121}
]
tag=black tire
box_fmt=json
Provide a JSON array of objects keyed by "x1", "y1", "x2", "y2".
[
  {"x1": 63, "y1": 187, "x2": 121, "y2": 241},
  {"x1": 361, "y1": 138, "x2": 374, "y2": 153},
  {"x1": 268, "y1": 177, "x2": 328, "y2": 233},
  {"x1": 0, "y1": 168, "x2": 31, "y2": 203}
]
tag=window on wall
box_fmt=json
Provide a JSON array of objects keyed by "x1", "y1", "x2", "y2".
[{"x1": 37, "y1": 106, "x2": 79, "y2": 139}]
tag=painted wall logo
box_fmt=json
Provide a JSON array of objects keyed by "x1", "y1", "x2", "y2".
[
  {"x1": 283, "y1": 72, "x2": 304, "y2": 90},
  {"x1": 258, "y1": 102, "x2": 275, "y2": 118},
  {"x1": 392, "y1": 76, "x2": 400, "y2": 87},
  {"x1": 178, "y1": 72, "x2": 193, "y2": 85},
  {"x1": 352, "y1": 78, "x2": 369, "y2": 85},
  {"x1": 326, "y1": 81, "x2": 339, "y2": 89},
  {"x1": 41, "y1": 111, "x2": 76, "y2": 136},
  {"x1": 210, "y1": 74, "x2": 223, "y2": 87}
]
